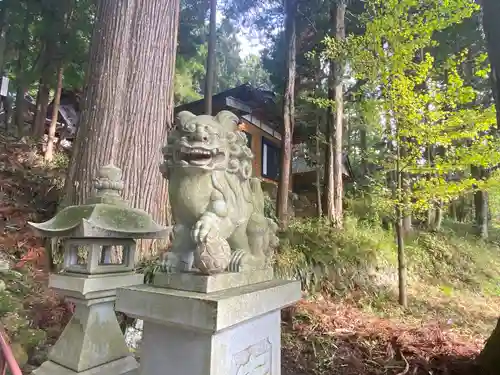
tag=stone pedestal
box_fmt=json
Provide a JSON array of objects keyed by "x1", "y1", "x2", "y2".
[
  {"x1": 32, "y1": 272, "x2": 142, "y2": 375},
  {"x1": 115, "y1": 270, "x2": 301, "y2": 375}
]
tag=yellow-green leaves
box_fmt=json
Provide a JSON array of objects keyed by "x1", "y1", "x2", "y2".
[{"x1": 338, "y1": 0, "x2": 498, "y2": 213}]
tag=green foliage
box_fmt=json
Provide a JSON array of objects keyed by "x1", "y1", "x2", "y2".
[
  {"x1": 275, "y1": 216, "x2": 396, "y2": 293},
  {"x1": 0, "y1": 270, "x2": 48, "y2": 362},
  {"x1": 323, "y1": 0, "x2": 500, "y2": 217},
  {"x1": 3, "y1": 0, "x2": 94, "y2": 93},
  {"x1": 264, "y1": 193, "x2": 277, "y2": 221},
  {"x1": 174, "y1": 13, "x2": 272, "y2": 105},
  {"x1": 276, "y1": 216, "x2": 500, "y2": 296}
]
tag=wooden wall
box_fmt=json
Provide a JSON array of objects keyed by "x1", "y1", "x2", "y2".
[{"x1": 238, "y1": 118, "x2": 283, "y2": 184}]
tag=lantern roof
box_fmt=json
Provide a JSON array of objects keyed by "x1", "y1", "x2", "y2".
[{"x1": 28, "y1": 164, "x2": 169, "y2": 239}]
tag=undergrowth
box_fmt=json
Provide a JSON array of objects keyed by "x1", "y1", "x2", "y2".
[
  {"x1": 276, "y1": 215, "x2": 500, "y2": 337},
  {"x1": 0, "y1": 134, "x2": 71, "y2": 371},
  {"x1": 276, "y1": 216, "x2": 500, "y2": 294}
]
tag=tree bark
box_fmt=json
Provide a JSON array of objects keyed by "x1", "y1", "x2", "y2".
[
  {"x1": 481, "y1": 0, "x2": 500, "y2": 128},
  {"x1": 63, "y1": 0, "x2": 179, "y2": 256},
  {"x1": 315, "y1": 118, "x2": 323, "y2": 217},
  {"x1": 45, "y1": 65, "x2": 63, "y2": 162},
  {"x1": 14, "y1": 83, "x2": 25, "y2": 134},
  {"x1": 0, "y1": 2, "x2": 9, "y2": 75},
  {"x1": 394, "y1": 140, "x2": 407, "y2": 307},
  {"x1": 204, "y1": 0, "x2": 217, "y2": 115},
  {"x1": 325, "y1": 2, "x2": 345, "y2": 227},
  {"x1": 479, "y1": 318, "x2": 500, "y2": 375},
  {"x1": 395, "y1": 203, "x2": 407, "y2": 307},
  {"x1": 33, "y1": 71, "x2": 52, "y2": 138},
  {"x1": 276, "y1": 0, "x2": 296, "y2": 229},
  {"x1": 471, "y1": 165, "x2": 488, "y2": 239},
  {"x1": 476, "y1": 0, "x2": 500, "y2": 244},
  {"x1": 360, "y1": 126, "x2": 367, "y2": 180}
]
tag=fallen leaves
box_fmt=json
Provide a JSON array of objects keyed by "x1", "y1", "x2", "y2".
[{"x1": 282, "y1": 298, "x2": 484, "y2": 375}]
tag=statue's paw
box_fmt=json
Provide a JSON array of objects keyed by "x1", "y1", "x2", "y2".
[
  {"x1": 228, "y1": 250, "x2": 264, "y2": 273},
  {"x1": 160, "y1": 252, "x2": 181, "y2": 273},
  {"x1": 192, "y1": 215, "x2": 218, "y2": 244},
  {"x1": 227, "y1": 250, "x2": 246, "y2": 272}
]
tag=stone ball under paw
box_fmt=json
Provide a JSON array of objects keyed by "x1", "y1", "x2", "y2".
[{"x1": 193, "y1": 236, "x2": 231, "y2": 275}]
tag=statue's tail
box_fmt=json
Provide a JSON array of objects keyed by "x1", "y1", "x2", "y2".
[
  {"x1": 249, "y1": 177, "x2": 265, "y2": 214},
  {"x1": 247, "y1": 177, "x2": 279, "y2": 266}
]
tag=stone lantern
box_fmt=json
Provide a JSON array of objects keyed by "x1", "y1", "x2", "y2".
[{"x1": 29, "y1": 164, "x2": 169, "y2": 375}]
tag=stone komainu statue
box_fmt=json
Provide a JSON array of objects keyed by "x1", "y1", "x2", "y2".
[{"x1": 159, "y1": 110, "x2": 279, "y2": 274}]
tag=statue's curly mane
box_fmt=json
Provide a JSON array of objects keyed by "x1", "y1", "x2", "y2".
[
  {"x1": 212, "y1": 130, "x2": 255, "y2": 210},
  {"x1": 226, "y1": 130, "x2": 254, "y2": 180}
]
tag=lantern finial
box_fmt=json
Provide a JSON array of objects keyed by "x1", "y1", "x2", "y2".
[{"x1": 89, "y1": 163, "x2": 126, "y2": 205}]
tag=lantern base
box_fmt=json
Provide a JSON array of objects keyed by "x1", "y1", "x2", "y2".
[{"x1": 31, "y1": 355, "x2": 138, "y2": 375}]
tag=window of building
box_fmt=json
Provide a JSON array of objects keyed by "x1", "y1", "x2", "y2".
[{"x1": 261, "y1": 137, "x2": 280, "y2": 181}]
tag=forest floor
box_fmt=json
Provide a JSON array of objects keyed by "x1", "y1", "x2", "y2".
[{"x1": 0, "y1": 133, "x2": 498, "y2": 374}]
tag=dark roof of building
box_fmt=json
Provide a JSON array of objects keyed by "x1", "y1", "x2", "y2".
[{"x1": 174, "y1": 83, "x2": 283, "y2": 131}]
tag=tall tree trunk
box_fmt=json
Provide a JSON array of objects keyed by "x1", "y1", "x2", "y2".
[
  {"x1": 0, "y1": 3, "x2": 9, "y2": 75},
  {"x1": 433, "y1": 201, "x2": 443, "y2": 231},
  {"x1": 400, "y1": 139, "x2": 412, "y2": 234},
  {"x1": 33, "y1": 72, "x2": 52, "y2": 138},
  {"x1": 471, "y1": 165, "x2": 488, "y2": 239},
  {"x1": 482, "y1": 0, "x2": 500, "y2": 128},
  {"x1": 395, "y1": 203, "x2": 407, "y2": 307},
  {"x1": 14, "y1": 9, "x2": 31, "y2": 135},
  {"x1": 204, "y1": 0, "x2": 217, "y2": 115},
  {"x1": 395, "y1": 137, "x2": 407, "y2": 307},
  {"x1": 325, "y1": 2, "x2": 345, "y2": 227},
  {"x1": 479, "y1": 318, "x2": 500, "y2": 374},
  {"x1": 63, "y1": 0, "x2": 179, "y2": 257},
  {"x1": 315, "y1": 118, "x2": 323, "y2": 217},
  {"x1": 14, "y1": 83, "x2": 25, "y2": 134},
  {"x1": 359, "y1": 126, "x2": 367, "y2": 181},
  {"x1": 276, "y1": 0, "x2": 296, "y2": 229},
  {"x1": 476, "y1": 0, "x2": 500, "y2": 244},
  {"x1": 333, "y1": 5, "x2": 347, "y2": 218},
  {"x1": 45, "y1": 65, "x2": 63, "y2": 162}
]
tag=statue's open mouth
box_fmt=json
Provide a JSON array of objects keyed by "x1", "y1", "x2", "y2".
[{"x1": 179, "y1": 146, "x2": 213, "y2": 166}]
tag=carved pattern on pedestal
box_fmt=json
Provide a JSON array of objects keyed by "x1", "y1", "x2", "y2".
[{"x1": 231, "y1": 338, "x2": 272, "y2": 375}]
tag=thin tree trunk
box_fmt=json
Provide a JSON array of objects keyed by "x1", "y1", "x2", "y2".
[
  {"x1": 315, "y1": 119, "x2": 322, "y2": 217},
  {"x1": 434, "y1": 200, "x2": 443, "y2": 231},
  {"x1": 482, "y1": 0, "x2": 500, "y2": 128},
  {"x1": 325, "y1": 115, "x2": 335, "y2": 220},
  {"x1": 325, "y1": 2, "x2": 345, "y2": 227},
  {"x1": 395, "y1": 204, "x2": 407, "y2": 307},
  {"x1": 63, "y1": 0, "x2": 179, "y2": 256},
  {"x1": 276, "y1": 0, "x2": 296, "y2": 229},
  {"x1": 471, "y1": 165, "x2": 488, "y2": 238},
  {"x1": 14, "y1": 84, "x2": 26, "y2": 134},
  {"x1": 0, "y1": 3, "x2": 8, "y2": 75},
  {"x1": 360, "y1": 126, "x2": 367, "y2": 180},
  {"x1": 474, "y1": 189, "x2": 489, "y2": 239},
  {"x1": 14, "y1": 9, "x2": 31, "y2": 135},
  {"x1": 449, "y1": 200, "x2": 457, "y2": 221},
  {"x1": 395, "y1": 139, "x2": 407, "y2": 307},
  {"x1": 45, "y1": 65, "x2": 63, "y2": 162},
  {"x1": 204, "y1": 0, "x2": 217, "y2": 115},
  {"x1": 33, "y1": 72, "x2": 52, "y2": 138}
]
